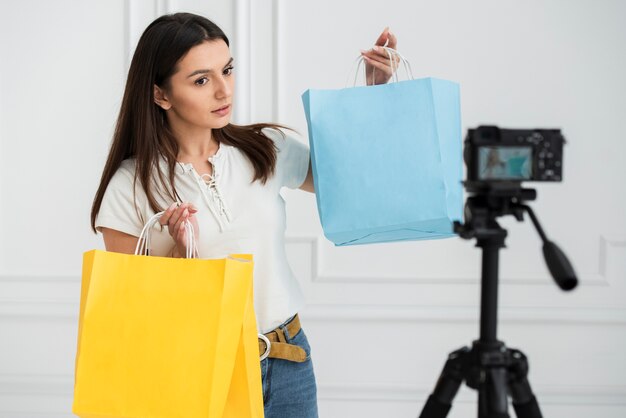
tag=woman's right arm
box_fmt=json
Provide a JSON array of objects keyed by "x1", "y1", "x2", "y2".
[
  {"x1": 101, "y1": 228, "x2": 139, "y2": 254},
  {"x1": 101, "y1": 202, "x2": 198, "y2": 256}
]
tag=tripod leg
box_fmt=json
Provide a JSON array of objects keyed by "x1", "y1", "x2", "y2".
[
  {"x1": 419, "y1": 348, "x2": 468, "y2": 418},
  {"x1": 508, "y1": 350, "x2": 543, "y2": 418}
]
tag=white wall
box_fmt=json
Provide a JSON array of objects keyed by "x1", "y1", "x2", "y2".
[{"x1": 1, "y1": 0, "x2": 625, "y2": 417}]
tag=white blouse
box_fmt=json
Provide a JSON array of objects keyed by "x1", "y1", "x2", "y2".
[{"x1": 95, "y1": 127, "x2": 310, "y2": 333}]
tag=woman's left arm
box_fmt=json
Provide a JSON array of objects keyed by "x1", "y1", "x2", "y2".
[{"x1": 300, "y1": 161, "x2": 315, "y2": 193}]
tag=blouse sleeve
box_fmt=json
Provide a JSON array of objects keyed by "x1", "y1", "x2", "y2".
[
  {"x1": 94, "y1": 161, "x2": 147, "y2": 237},
  {"x1": 264, "y1": 128, "x2": 310, "y2": 189}
]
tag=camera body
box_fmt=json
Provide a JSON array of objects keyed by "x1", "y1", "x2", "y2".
[{"x1": 464, "y1": 126, "x2": 565, "y2": 183}]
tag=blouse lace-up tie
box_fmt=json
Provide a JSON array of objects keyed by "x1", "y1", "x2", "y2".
[{"x1": 184, "y1": 151, "x2": 232, "y2": 232}]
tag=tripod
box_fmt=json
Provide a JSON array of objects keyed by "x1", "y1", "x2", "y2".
[{"x1": 419, "y1": 183, "x2": 577, "y2": 418}]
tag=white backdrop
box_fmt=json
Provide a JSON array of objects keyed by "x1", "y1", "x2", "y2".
[{"x1": 1, "y1": 0, "x2": 625, "y2": 417}]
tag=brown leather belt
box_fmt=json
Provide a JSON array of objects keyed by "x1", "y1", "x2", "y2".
[{"x1": 258, "y1": 314, "x2": 307, "y2": 363}]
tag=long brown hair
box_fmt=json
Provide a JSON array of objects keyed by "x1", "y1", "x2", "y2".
[{"x1": 91, "y1": 12, "x2": 291, "y2": 232}]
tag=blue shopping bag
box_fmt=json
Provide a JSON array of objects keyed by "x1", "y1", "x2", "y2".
[{"x1": 301, "y1": 50, "x2": 463, "y2": 246}]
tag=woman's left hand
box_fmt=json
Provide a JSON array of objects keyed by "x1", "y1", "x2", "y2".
[{"x1": 361, "y1": 27, "x2": 399, "y2": 86}]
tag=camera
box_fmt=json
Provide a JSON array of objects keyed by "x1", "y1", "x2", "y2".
[{"x1": 464, "y1": 126, "x2": 565, "y2": 182}]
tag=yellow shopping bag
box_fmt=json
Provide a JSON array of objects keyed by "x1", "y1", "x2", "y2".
[{"x1": 72, "y1": 214, "x2": 264, "y2": 418}]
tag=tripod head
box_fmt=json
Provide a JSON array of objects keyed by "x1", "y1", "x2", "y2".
[{"x1": 453, "y1": 181, "x2": 578, "y2": 291}]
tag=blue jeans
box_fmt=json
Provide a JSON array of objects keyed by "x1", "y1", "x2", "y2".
[{"x1": 261, "y1": 316, "x2": 319, "y2": 418}]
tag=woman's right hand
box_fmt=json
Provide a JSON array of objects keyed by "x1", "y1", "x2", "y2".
[{"x1": 159, "y1": 202, "x2": 199, "y2": 257}]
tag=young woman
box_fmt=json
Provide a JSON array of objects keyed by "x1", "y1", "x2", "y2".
[{"x1": 90, "y1": 12, "x2": 398, "y2": 417}]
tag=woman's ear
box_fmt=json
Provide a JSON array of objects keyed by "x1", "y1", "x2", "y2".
[{"x1": 154, "y1": 85, "x2": 172, "y2": 110}]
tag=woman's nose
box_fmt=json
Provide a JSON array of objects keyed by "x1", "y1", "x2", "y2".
[{"x1": 214, "y1": 76, "x2": 232, "y2": 99}]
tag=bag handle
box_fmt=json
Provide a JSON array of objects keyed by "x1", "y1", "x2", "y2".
[
  {"x1": 347, "y1": 46, "x2": 414, "y2": 87},
  {"x1": 134, "y1": 211, "x2": 198, "y2": 259}
]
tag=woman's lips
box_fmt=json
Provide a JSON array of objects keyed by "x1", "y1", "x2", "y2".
[{"x1": 212, "y1": 105, "x2": 230, "y2": 116}]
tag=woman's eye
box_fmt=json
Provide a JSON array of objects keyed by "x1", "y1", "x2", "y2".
[
  {"x1": 195, "y1": 77, "x2": 208, "y2": 86},
  {"x1": 224, "y1": 66, "x2": 234, "y2": 76}
]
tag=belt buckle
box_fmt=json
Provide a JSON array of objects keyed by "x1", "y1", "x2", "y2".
[{"x1": 258, "y1": 333, "x2": 271, "y2": 361}]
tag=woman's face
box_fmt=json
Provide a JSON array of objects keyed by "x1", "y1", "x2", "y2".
[{"x1": 158, "y1": 39, "x2": 235, "y2": 132}]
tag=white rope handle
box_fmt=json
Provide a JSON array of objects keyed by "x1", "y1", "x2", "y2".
[
  {"x1": 134, "y1": 211, "x2": 198, "y2": 259},
  {"x1": 346, "y1": 46, "x2": 414, "y2": 87}
]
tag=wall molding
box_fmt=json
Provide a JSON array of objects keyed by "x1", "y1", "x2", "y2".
[
  {"x1": 124, "y1": 0, "x2": 176, "y2": 70},
  {"x1": 0, "y1": 237, "x2": 623, "y2": 322},
  {"x1": 1, "y1": 235, "x2": 625, "y2": 322},
  {"x1": 0, "y1": 374, "x2": 72, "y2": 396},
  {"x1": 2, "y1": 234, "x2": 622, "y2": 287},
  {"x1": 316, "y1": 382, "x2": 626, "y2": 405},
  {"x1": 0, "y1": 413, "x2": 69, "y2": 418},
  {"x1": 233, "y1": 0, "x2": 252, "y2": 124},
  {"x1": 600, "y1": 234, "x2": 626, "y2": 281},
  {"x1": 300, "y1": 304, "x2": 626, "y2": 325},
  {"x1": 268, "y1": 0, "x2": 624, "y2": 289},
  {"x1": 0, "y1": 300, "x2": 78, "y2": 319},
  {"x1": 0, "y1": 275, "x2": 77, "y2": 283},
  {"x1": 271, "y1": 0, "x2": 283, "y2": 122},
  {"x1": 2, "y1": 294, "x2": 626, "y2": 324},
  {"x1": 1, "y1": 374, "x2": 625, "y2": 409},
  {"x1": 286, "y1": 235, "x2": 624, "y2": 287}
]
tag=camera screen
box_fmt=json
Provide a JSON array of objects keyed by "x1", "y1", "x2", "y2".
[{"x1": 478, "y1": 146, "x2": 533, "y2": 180}]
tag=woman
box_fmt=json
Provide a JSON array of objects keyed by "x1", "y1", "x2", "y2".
[{"x1": 90, "y1": 12, "x2": 398, "y2": 417}]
